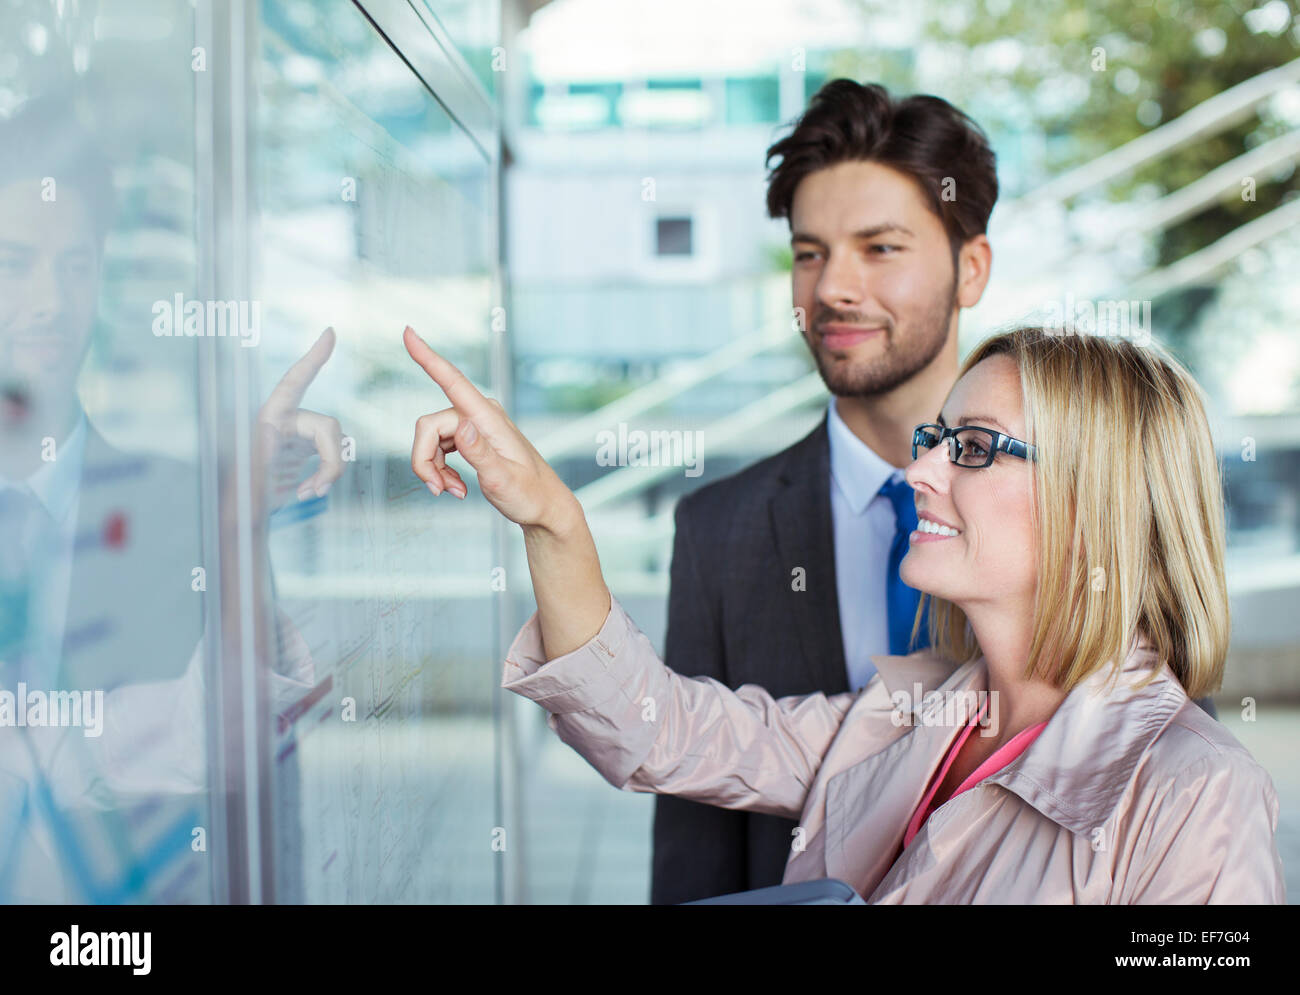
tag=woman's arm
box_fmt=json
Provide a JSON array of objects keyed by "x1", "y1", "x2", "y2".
[
  {"x1": 403, "y1": 326, "x2": 611, "y2": 660},
  {"x1": 502, "y1": 590, "x2": 856, "y2": 819},
  {"x1": 402, "y1": 326, "x2": 855, "y2": 818},
  {"x1": 521, "y1": 504, "x2": 611, "y2": 662}
]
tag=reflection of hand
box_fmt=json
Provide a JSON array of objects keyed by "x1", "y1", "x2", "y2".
[
  {"x1": 404, "y1": 326, "x2": 578, "y2": 531},
  {"x1": 254, "y1": 327, "x2": 347, "y2": 520}
]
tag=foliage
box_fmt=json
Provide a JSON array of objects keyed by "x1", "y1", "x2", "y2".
[{"x1": 912, "y1": 0, "x2": 1300, "y2": 266}]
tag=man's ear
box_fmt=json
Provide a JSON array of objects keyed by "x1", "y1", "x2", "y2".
[{"x1": 955, "y1": 234, "x2": 992, "y2": 309}]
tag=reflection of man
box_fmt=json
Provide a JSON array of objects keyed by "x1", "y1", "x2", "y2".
[
  {"x1": 0, "y1": 96, "x2": 329, "y2": 902},
  {"x1": 651, "y1": 81, "x2": 1215, "y2": 905},
  {"x1": 0, "y1": 95, "x2": 212, "y2": 901},
  {"x1": 0, "y1": 100, "x2": 205, "y2": 695}
]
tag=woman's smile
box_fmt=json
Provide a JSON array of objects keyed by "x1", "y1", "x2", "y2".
[{"x1": 911, "y1": 512, "x2": 962, "y2": 542}]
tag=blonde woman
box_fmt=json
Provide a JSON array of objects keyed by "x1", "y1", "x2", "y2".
[{"x1": 403, "y1": 325, "x2": 1285, "y2": 904}]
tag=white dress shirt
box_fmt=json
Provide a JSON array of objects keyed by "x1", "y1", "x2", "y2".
[
  {"x1": 825, "y1": 398, "x2": 907, "y2": 692},
  {"x1": 0, "y1": 408, "x2": 86, "y2": 690}
]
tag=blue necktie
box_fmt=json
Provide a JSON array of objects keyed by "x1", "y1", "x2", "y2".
[{"x1": 879, "y1": 475, "x2": 930, "y2": 655}]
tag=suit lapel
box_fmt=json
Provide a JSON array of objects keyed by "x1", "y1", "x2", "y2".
[
  {"x1": 767, "y1": 414, "x2": 848, "y2": 694},
  {"x1": 58, "y1": 424, "x2": 127, "y2": 688},
  {"x1": 58, "y1": 425, "x2": 201, "y2": 690}
]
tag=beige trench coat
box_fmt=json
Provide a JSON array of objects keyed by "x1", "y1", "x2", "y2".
[{"x1": 503, "y1": 593, "x2": 1286, "y2": 904}]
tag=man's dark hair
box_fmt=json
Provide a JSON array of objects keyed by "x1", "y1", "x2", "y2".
[
  {"x1": 0, "y1": 93, "x2": 116, "y2": 246},
  {"x1": 765, "y1": 80, "x2": 998, "y2": 262}
]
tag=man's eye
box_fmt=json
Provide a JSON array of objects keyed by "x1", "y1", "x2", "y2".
[
  {"x1": 869, "y1": 244, "x2": 900, "y2": 255},
  {"x1": 793, "y1": 251, "x2": 820, "y2": 262}
]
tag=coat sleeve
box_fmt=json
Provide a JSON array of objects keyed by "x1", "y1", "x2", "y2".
[
  {"x1": 1114, "y1": 752, "x2": 1287, "y2": 904},
  {"x1": 502, "y1": 591, "x2": 856, "y2": 820}
]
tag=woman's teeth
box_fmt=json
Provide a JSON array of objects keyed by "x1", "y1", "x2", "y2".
[{"x1": 917, "y1": 519, "x2": 960, "y2": 537}]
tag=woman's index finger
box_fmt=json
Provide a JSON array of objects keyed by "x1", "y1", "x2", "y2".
[{"x1": 403, "y1": 325, "x2": 492, "y2": 416}]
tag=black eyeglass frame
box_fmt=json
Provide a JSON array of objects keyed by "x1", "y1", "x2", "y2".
[{"x1": 911, "y1": 423, "x2": 1037, "y2": 468}]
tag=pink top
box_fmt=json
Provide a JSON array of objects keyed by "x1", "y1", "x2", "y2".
[{"x1": 903, "y1": 699, "x2": 1048, "y2": 849}]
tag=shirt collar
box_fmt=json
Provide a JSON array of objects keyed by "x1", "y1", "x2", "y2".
[
  {"x1": 3, "y1": 408, "x2": 88, "y2": 525},
  {"x1": 825, "y1": 398, "x2": 902, "y2": 515},
  {"x1": 867, "y1": 637, "x2": 1185, "y2": 838}
]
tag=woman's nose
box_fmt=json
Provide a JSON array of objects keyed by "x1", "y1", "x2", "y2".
[{"x1": 904, "y1": 439, "x2": 951, "y2": 493}]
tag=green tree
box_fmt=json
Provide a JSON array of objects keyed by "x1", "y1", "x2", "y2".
[{"x1": 905, "y1": 0, "x2": 1300, "y2": 266}]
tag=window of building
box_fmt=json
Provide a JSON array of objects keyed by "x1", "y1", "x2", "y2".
[{"x1": 656, "y1": 216, "x2": 693, "y2": 256}]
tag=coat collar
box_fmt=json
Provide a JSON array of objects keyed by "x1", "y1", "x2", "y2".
[
  {"x1": 866, "y1": 637, "x2": 1188, "y2": 837},
  {"x1": 820, "y1": 639, "x2": 1188, "y2": 893},
  {"x1": 978, "y1": 641, "x2": 1187, "y2": 836},
  {"x1": 867, "y1": 645, "x2": 965, "y2": 703}
]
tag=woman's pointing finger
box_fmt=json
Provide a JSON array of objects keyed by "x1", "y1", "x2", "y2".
[{"x1": 403, "y1": 325, "x2": 495, "y2": 422}]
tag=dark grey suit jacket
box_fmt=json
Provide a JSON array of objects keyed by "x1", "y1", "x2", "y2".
[
  {"x1": 650, "y1": 412, "x2": 1218, "y2": 904},
  {"x1": 651, "y1": 414, "x2": 845, "y2": 905}
]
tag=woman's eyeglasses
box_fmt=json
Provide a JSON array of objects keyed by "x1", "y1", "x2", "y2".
[{"x1": 911, "y1": 423, "x2": 1037, "y2": 468}]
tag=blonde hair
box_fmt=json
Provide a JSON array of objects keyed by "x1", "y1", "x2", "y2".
[{"x1": 921, "y1": 327, "x2": 1230, "y2": 698}]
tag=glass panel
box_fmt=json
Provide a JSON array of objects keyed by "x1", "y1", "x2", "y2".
[
  {"x1": 252, "y1": 1, "x2": 498, "y2": 903},
  {"x1": 413, "y1": 0, "x2": 501, "y2": 98}
]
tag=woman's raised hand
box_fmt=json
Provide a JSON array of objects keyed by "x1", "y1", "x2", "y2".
[
  {"x1": 405, "y1": 325, "x2": 610, "y2": 659},
  {"x1": 403, "y1": 326, "x2": 576, "y2": 531}
]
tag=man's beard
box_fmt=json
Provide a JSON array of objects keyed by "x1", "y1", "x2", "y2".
[{"x1": 808, "y1": 274, "x2": 957, "y2": 397}]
